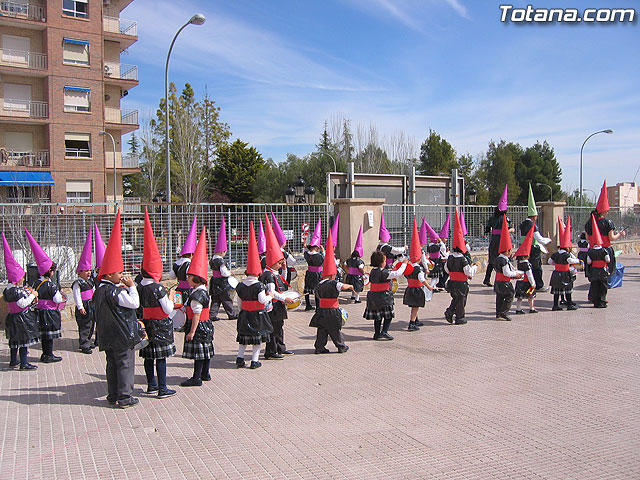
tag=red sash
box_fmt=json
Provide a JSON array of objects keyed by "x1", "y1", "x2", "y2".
[
  {"x1": 591, "y1": 260, "x2": 607, "y2": 268},
  {"x1": 495, "y1": 273, "x2": 511, "y2": 282},
  {"x1": 143, "y1": 306, "x2": 168, "y2": 320},
  {"x1": 407, "y1": 279, "x2": 423, "y2": 288},
  {"x1": 554, "y1": 264, "x2": 570, "y2": 271},
  {"x1": 319, "y1": 298, "x2": 339, "y2": 308},
  {"x1": 370, "y1": 282, "x2": 389, "y2": 292},
  {"x1": 241, "y1": 300, "x2": 264, "y2": 311},
  {"x1": 186, "y1": 307, "x2": 210, "y2": 320},
  {"x1": 449, "y1": 272, "x2": 468, "y2": 282}
]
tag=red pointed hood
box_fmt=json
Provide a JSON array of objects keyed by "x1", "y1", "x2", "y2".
[
  {"x1": 514, "y1": 219, "x2": 535, "y2": 257},
  {"x1": 498, "y1": 214, "x2": 512, "y2": 253},
  {"x1": 322, "y1": 230, "x2": 337, "y2": 278},
  {"x1": 452, "y1": 209, "x2": 467, "y2": 254},
  {"x1": 561, "y1": 216, "x2": 573, "y2": 249},
  {"x1": 590, "y1": 214, "x2": 604, "y2": 246},
  {"x1": 409, "y1": 218, "x2": 422, "y2": 263},
  {"x1": 142, "y1": 207, "x2": 163, "y2": 281},
  {"x1": 98, "y1": 210, "x2": 124, "y2": 280},
  {"x1": 557, "y1": 217, "x2": 566, "y2": 246},
  {"x1": 596, "y1": 180, "x2": 609, "y2": 214},
  {"x1": 187, "y1": 227, "x2": 208, "y2": 283},
  {"x1": 264, "y1": 213, "x2": 284, "y2": 267},
  {"x1": 246, "y1": 221, "x2": 262, "y2": 277}
]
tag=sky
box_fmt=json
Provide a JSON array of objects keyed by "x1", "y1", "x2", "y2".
[{"x1": 121, "y1": 0, "x2": 640, "y2": 197}]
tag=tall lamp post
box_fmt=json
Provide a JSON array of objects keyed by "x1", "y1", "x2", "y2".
[
  {"x1": 99, "y1": 130, "x2": 117, "y2": 213},
  {"x1": 536, "y1": 182, "x2": 552, "y2": 202},
  {"x1": 582, "y1": 188, "x2": 597, "y2": 206},
  {"x1": 579, "y1": 129, "x2": 613, "y2": 206},
  {"x1": 165, "y1": 13, "x2": 206, "y2": 260},
  {"x1": 310, "y1": 151, "x2": 337, "y2": 171}
]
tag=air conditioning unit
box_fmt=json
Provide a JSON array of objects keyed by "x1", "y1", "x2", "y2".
[{"x1": 104, "y1": 65, "x2": 112, "y2": 76}]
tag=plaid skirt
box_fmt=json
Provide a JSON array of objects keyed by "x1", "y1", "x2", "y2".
[
  {"x1": 139, "y1": 342, "x2": 176, "y2": 359},
  {"x1": 363, "y1": 305, "x2": 395, "y2": 321},
  {"x1": 236, "y1": 333, "x2": 271, "y2": 345},
  {"x1": 40, "y1": 329, "x2": 62, "y2": 340},
  {"x1": 8, "y1": 337, "x2": 39, "y2": 348},
  {"x1": 182, "y1": 339, "x2": 214, "y2": 360}
]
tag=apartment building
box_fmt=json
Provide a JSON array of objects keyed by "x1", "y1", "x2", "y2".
[
  {"x1": 607, "y1": 181, "x2": 639, "y2": 214},
  {"x1": 0, "y1": 0, "x2": 139, "y2": 205}
]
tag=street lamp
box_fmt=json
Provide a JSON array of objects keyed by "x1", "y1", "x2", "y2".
[
  {"x1": 285, "y1": 185, "x2": 295, "y2": 204},
  {"x1": 285, "y1": 176, "x2": 315, "y2": 203},
  {"x1": 165, "y1": 13, "x2": 206, "y2": 258},
  {"x1": 582, "y1": 188, "x2": 597, "y2": 205},
  {"x1": 304, "y1": 184, "x2": 316, "y2": 204},
  {"x1": 99, "y1": 130, "x2": 117, "y2": 212},
  {"x1": 579, "y1": 129, "x2": 613, "y2": 206},
  {"x1": 536, "y1": 182, "x2": 552, "y2": 202},
  {"x1": 310, "y1": 151, "x2": 337, "y2": 171},
  {"x1": 467, "y1": 186, "x2": 477, "y2": 204}
]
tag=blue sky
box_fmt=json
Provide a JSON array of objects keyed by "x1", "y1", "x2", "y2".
[{"x1": 122, "y1": 0, "x2": 640, "y2": 196}]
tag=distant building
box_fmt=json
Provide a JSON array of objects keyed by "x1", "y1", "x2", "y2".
[
  {"x1": 607, "y1": 182, "x2": 638, "y2": 214},
  {"x1": 0, "y1": 0, "x2": 139, "y2": 204}
]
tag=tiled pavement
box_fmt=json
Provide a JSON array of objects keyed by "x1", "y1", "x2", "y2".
[{"x1": 1, "y1": 254, "x2": 639, "y2": 479}]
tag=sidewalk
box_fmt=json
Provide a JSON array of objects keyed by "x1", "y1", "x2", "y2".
[{"x1": 1, "y1": 254, "x2": 639, "y2": 479}]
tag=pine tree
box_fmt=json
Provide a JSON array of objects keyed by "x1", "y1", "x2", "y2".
[
  {"x1": 213, "y1": 140, "x2": 265, "y2": 202},
  {"x1": 418, "y1": 129, "x2": 458, "y2": 176}
]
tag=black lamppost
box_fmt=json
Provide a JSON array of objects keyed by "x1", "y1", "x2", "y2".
[
  {"x1": 467, "y1": 187, "x2": 477, "y2": 204},
  {"x1": 285, "y1": 176, "x2": 316, "y2": 204}
]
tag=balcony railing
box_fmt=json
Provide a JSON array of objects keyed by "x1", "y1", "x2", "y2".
[
  {"x1": 0, "y1": 1, "x2": 46, "y2": 22},
  {"x1": 0, "y1": 48, "x2": 47, "y2": 70},
  {"x1": 122, "y1": 153, "x2": 139, "y2": 168},
  {"x1": 105, "y1": 152, "x2": 140, "y2": 169},
  {"x1": 105, "y1": 107, "x2": 138, "y2": 125},
  {"x1": 1, "y1": 99, "x2": 48, "y2": 118},
  {"x1": 103, "y1": 16, "x2": 138, "y2": 37},
  {"x1": 104, "y1": 63, "x2": 138, "y2": 81},
  {"x1": 65, "y1": 148, "x2": 90, "y2": 158},
  {"x1": 0, "y1": 149, "x2": 49, "y2": 167}
]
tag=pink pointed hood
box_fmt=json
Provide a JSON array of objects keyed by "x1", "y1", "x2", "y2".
[
  {"x1": 180, "y1": 216, "x2": 198, "y2": 256},
  {"x1": 424, "y1": 218, "x2": 439, "y2": 243},
  {"x1": 439, "y1": 213, "x2": 451, "y2": 239},
  {"x1": 379, "y1": 213, "x2": 391, "y2": 243},
  {"x1": 24, "y1": 228, "x2": 53, "y2": 275},
  {"x1": 213, "y1": 217, "x2": 228, "y2": 253},
  {"x1": 353, "y1": 226, "x2": 364, "y2": 257},
  {"x1": 77, "y1": 229, "x2": 93, "y2": 272},
  {"x1": 330, "y1": 213, "x2": 340, "y2": 246},
  {"x1": 94, "y1": 222, "x2": 106, "y2": 269},
  {"x1": 271, "y1": 212, "x2": 287, "y2": 247},
  {"x1": 257, "y1": 220, "x2": 267, "y2": 254},
  {"x1": 2, "y1": 233, "x2": 25, "y2": 284},
  {"x1": 419, "y1": 218, "x2": 428, "y2": 246},
  {"x1": 498, "y1": 184, "x2": 509, "y2": 211},
  {"x1": 309, "y1": 218, "x2": 322, "y2": 247},
  {"x1": 459, "y1": 210, "x2": 468, "y2": 236}
]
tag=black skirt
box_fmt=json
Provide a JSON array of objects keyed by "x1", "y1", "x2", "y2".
[
  {"x1": 345, "y1": 274, "x2": 364, "y2": 293},
  {"x1": 37, "y1": 309, "x2": 62, "y2": 339},
  {"x1": 236, "y1": 310, "x2": 273, "y2": 345},
  {"x1": 403, "y1": 287, "x2": 425, "y2": 307},
  {"x1": 5, "y1": 311, "x2": 40, "y2": 348},
  {"x1": 515, "y1": 280, "x2": 535, "y2": 299}
]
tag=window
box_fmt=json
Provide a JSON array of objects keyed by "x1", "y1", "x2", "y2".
[
  {"x1": 65, "y1": 132, "x2": 90, "y2": 158},
  {"x1": 66, "y1": 180, "x2": 92, "y2": 203},
  {"x1": 62, "y1": 38, "x2": 89, "y2": 65},
  {"x1": 2, "y1": 35, "x2": 30, "y2": 65},
  {"x1": 3, "y1": 83, "x2": 31, "y2": 111},
  {"x1": 7, "y1": 186, "x2": 51, "y2": 203},
  {"x1": 1, "y1": 0, "x2": 29, "y2": 16},
  {"x1": 62, "y1": 0, "x2": 88, "y2": 19},
  {"x1": 63, "y1": 86, "x2": 90, "y2": 112}
]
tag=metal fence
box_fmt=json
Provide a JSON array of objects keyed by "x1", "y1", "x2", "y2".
[{"x1": 564, "y1": 206, "x2": 640, "y2": 242}]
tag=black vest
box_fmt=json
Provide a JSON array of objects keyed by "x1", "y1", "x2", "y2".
[{"x1": 94, "y1": 281, "x2": 141, "y2": 351}]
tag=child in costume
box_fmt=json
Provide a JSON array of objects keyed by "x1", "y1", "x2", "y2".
[
  {"x1": 169, "y1": 215, "x2": 197, "y2": 307},
  {"x1": 181, "y1": 227, "x2": 214, "y2": 387},
  {"x1": 93, "y1": 211, "x2": 142, "y2": 408},
  {"x1": 577, "y1": 232, "x2": 589, "y2": 273},
  {"x1": 444, "y1": 211, "x2": 477, "y2": 325},
  {"x1": 235, "y1": 221, "x2": 273, "y2": 369},
  {"x1": 519, "y1": 184, "x2": 552, "y2": 290},
  {"x1": 513, "y1": 220, "x2": 537, "y2": 314},
  {"x1": 271, "y1": 212, "x2": 297, "y2": 284},
  {"x1": 403, "y1": 219, "x2": 435, "y2": 331},
  {"x1": 259, "y1": 214, "x2": 296, "y2": 359},
  {"x1": 209, "y1": 217, "x2": 237, "y2": 321},
  {"x1": 377, "y1": 212, "x2": 406, "y2": 269},
  {"x1": 344, "y1": 226, "x2": 365, "y2": 304},
  {"x1": 139, "y1": 208, "x2": 176, "y2": 398},
  {"x1": 549, "y1": 217, "x2": 580, "y2": 311},
  {"x1": 310, "y1": 231, "x2": 353, "y2": 354},
  {"x1": 303, "y1": 218, "x2": 324, "y2": 311},
  {"x1": 425, "y1": 222, "x2": 447, "y2": 292},
  {"x1": 586, "y1": 215, "x2": 610, "y2": 309},
  {"x1": 493, "y1": 215, "x2": 524, "y2": 321},
  {"x1": 483, "y1": 185, "x2": 513, "y2": 287},
  {"x1": 3, "y1": 233, "x2": 39, "y2": 370},
  {"x1": 364, "y1": 251, "x2": 407, "y2": 340},
  {"x1": 73, "y1": 230, "x2": 96, "y2": 354},
  {"x1": 25, "y1": 228, "x2": 64, "y2": 363},
  {"x1": 435, "y1": 214, "x2": 451, "y2": 289}
]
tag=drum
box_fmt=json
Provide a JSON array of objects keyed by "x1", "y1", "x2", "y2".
[
  {"x1": 172, "y1": 291, "x2": 183, "y2": 308},
  {"x1": 228, "y1": 276, "x2": 239, "y2": 289},
  {"x1": 57, "y1": 292, "x2": 68, "y2": 311},
  {"x1": 170, "y1": 308, "x2": 186, "y2": 330},
  {"x1": 339, "y1": 307, "x2": 348, "y2": 325},
  {"x1": 283, "y1": 290, "x2": 301, "y2": 310},
  {"x1": 391, "y1": 279, "x2": 398, "y2": 293},
  {"x1": 363, "y1": 273, "x2": 370, "y2": 287}
]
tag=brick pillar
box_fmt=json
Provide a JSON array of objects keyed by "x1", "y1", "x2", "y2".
[
  {"x1": 538, "y1": 201, "x2": 566, "y2": 253},
  {"x1": 332, "y1": 198, "x2": 385, "y2": 262}
]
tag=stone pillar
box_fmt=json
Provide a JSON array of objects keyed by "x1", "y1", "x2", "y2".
[
  {"x1": 332, "y1": 198, "x2": 385, "y2": 262},
  {"x1": 538, "y1": 201, "x2": 566, "y2": 253}
]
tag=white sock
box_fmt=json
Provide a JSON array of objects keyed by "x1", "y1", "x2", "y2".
[
  {"x1": 237, "y1": 344, "x2": 246, "y2": 358},
  {"x1": 252, "y1": 344, "x2": 261, "y2": 363},
  {"x1": 355, "y1": 292, "x2": 360, "y2": 301},
  {"x1": 516, "y1": 298, "x2": 523, "y2": 310}
]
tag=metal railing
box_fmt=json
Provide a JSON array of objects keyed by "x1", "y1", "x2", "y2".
[
  {"x1": 0, "y1": 149, "x2": 49, "y2": 167},
  {"x1": 104, "y1": 63, "x2": 138, "y2": 81},
  {"x1": 564, "y1": 206, "x2": 638, "y2": 242},
  {"x1": 0, "y1": 48, "x2": 47, "y2": 69},
  {"x1": 0, "y1": 1, "x2": 45, "y2": 21},
  {"x1": 103, "y1": 16, "x2": 138, "y2": 37},
  {"x1": 105, "y1": 152, "x2": 140, "y2": 169},
  {"x1": 1, "y1": 99, "x2": 48, "y2": 118},
  {"x1": 104, "y1": 107, "x2": 138, "y2": 125},
  {"x1": 65, "y1": 148, "x2": 90, "y2": 158}
]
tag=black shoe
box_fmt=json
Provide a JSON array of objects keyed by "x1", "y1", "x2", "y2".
[
  {"x1": 117, "y1": 397, "x2": 139, "y2": 409},
  {"x1": 180, "y1": 377, "x2": 203, "y2": 387},
  {"x1": 19, "y1": 363, "x2": 38, "y2": 370},
  {"x1": 414, "y1": 320, "x2": 424, "y2": 327},
  {"x1": 378, "y1": 332, "x2": 394, "y2": 340},
  {"x1": 408, "y1": 323, "x2": 420, "y2": 331},
  {"x1": 337, "y1": 346, "x2": 349, "y2": 353},
  {"x1": 264, "y1": 353, "x2": 284, "y2": 360},
  {"x1": 496, "y1": 314, "x2": 512, "y2": 321},
  {"x1": 40, "y1": 354, "x2": 62, "y2": 363},
  {"x1": 236, "y1": 357, "x2": 246, "y2": 368},
  {"x1": 373, "y1": 333, "x2": 380, "y2": 340},
  {"x1": 201, "y1": 374, "x2": 211, "y2": 381},
  {"x1": 146, "y1": 385, "x2": 159, "y2": 394},
  {"x1": 315, "y1": 348, "x2": 330, "y2": 354},
  {"x1": 8, "y1": 362, "x2": 19, "y2": 369},
  {"x1": 567, "y1": 304, "x2": 578, "y2": 311},
  {"x1": 552, "y1": 306, "x2": 562, "y2": 311},
  {"x1": 515, "y1": 310, "x2": 526, "y2": 315},
  {"x1": 559, "y1": 299, "x2": 567, "y2": 306},
  {"x1": 529, "y1": 309, "x2": 538, "y2": 314},
  {"x1": 483, "y1": 281, "x2": 492, "y2": 287},
  {"x1": 354, "y1": 299, "x2": 362, "y2": 304},
  {"x1": 157, "y1": 388, "x2": 177, "y2": 399},
  {"x1": 107, "y1": 400, "x2": 117, "y2": 406},
  {"x1": 280, "y1": 350, "x2": 294, "y2": 356},
  {"x1": 444, "y1": 312, "x2": 454, "y2": 324},
  {"x1": 80, "y1": 348, "x2": 92, "y2": 354},
  {"x1": 304, "y1": 306, "x2": 314, "y2": 311},
  {"x1": 454, "y1": 318, "x2": 467, "y2": 325},
  {"x1": 250, "y1": 361, "x2": 262, "y2": 369},
  {"x1": 227, "y1": 315, "x2": 238, "y2": 320}
]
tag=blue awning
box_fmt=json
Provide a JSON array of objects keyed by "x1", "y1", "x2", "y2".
[
  {"x1": 63, "y1": 38, "x2": 89, "y2": 46},
  {"x1": 64, "y1": 86, "x2": 90, "y2": 92},
  {"x1": 0, "y1": 172, "x2": 54, "y2": 186}
]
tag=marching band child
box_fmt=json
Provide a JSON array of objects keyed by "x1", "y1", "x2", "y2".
[
  {"x1": 235, "y1": 222, "x2": 273, "y2": 369},
  {"x1": 444, "y1": 211, "x2": 477, "y2": 325},
  {"x1": 181, "y1": 227, "x2": 214, "y2": 387},
  {"x1": 3, "y1": 233, "x2": 39, "y2": 370},
  {"x1": 303, "y1": 218, "x2": 324, "y2": 311},
  {"x1": 586, "y1": 215, "x2": 610, "y2": 309},
  {"x1": 344, "y1": 227, "x2": 366, "y2": 304},
  {"x1": 170, "y1": 215, "x2": 197, "y2": 307},
  {"x1": 577, "y1": 232, "x2": 589, "y2": 273},
  {"x1": 73, "y1": 230, "x2": 96, "y2": 354},
  {"x1": 271, "y1": 212, "x2": 297, "y2": 284},
  {"x1": 209, "y1": 217, "x2": 237, "y2": 321},
  {"x1": 493, "y1": 215, "x2": 524, "y2": 321},
  {"x1": 377, "y1": 212, "x2": 406, "y2": 269},
  {"x1": 513, "y1": 220, "x2": 537, "y2": 314},
  {"x1": 403, "y1": 219, "x2": 435, "y2": 331},
  {"x1": 549, "y1": 217, "x2": 580, "y2": 311}
]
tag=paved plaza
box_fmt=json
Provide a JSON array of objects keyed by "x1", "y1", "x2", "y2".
[{"x1": 1, "y1": 255, "x2": 639, "y2": 479}]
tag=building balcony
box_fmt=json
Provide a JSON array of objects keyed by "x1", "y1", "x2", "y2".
[
  {"x1": 103, "y1": 62, "x2": 139, "y2": 86},
  {"x1": 105, "y1": 151, "x2": 140, "y2": 171},
  {"x1": 0, "y1": 149, "x2": 49, "y2": 167},
  {"x1": 0, "y1": 1, "x2": 46, "y2": 23},
  {"x1": 0, "y1": 99, "x2": 48, "y2": 120},
  {"x1": 103, "y1": 16, "x2": 138, "y2": 48},
  {"x1": 0, "y1": 49, "x2": 47, "y2": 71},
  {"x1": 104, "y1": 107, "x2": 138, "y2": 133}
]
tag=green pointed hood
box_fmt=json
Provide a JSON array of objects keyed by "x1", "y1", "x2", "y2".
[{"x1": 527, "y1": 183, "x2": 538, "y2": 217}]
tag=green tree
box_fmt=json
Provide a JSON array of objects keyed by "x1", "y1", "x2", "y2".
[
  {"x1": 514, "y1": 141, "x2": 562, "y2": 204},
  {"x1": 212, "y1": 140, "x2": 265, "y2": 202},
  {"x1": 418, "y1": 129, "x2": 458, "y2": 176},
  {"x1": 127, "y1": 131, "x2": 140, "y2": 155},
  {"x1": 486, "y1": 140, "x2": 522, "y2": 205},
  {"x1": 355, "y1": 142, "x2": 392, "y2": 174},
  {"x1": 201, "y1": 85, "x2": 231, "y2": 165}
]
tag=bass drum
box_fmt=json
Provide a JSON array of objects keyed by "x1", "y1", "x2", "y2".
[
  {"x1": 363, "y1": 273, "x2": 370, "y2": 287},
  {"x1": 170, "y1": 308, "x2": 186, "y2": 331},
  {"x1": 282, "y1": 290, "x2": 301, "y2": 310},
  {"x1": 391, "y1": 279, "x2": 399, "y2": 293}
]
